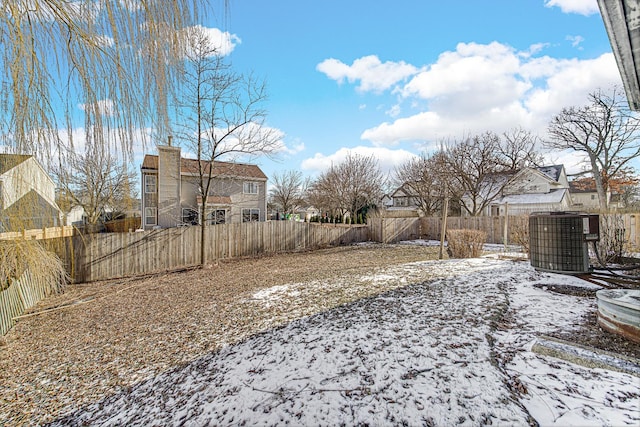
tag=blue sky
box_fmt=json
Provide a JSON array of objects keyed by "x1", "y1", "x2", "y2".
[{"x1": 156, "y1": 0, "x2": 627, "y2": 181}]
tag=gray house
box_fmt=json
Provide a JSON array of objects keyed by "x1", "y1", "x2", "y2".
[{"x1": 141, "y1": 145, "x2": 267, "y2": 229}]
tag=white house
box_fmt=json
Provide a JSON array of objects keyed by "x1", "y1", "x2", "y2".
[
  {"x1": 0, "y1": 154, "x2": 62, "y2": 231},
  {"x1": 465, "y1": 165, "x2": 573, "y2": 216}
]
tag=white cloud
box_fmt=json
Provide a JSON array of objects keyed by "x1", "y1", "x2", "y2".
[
  {"x1": 521, "y1": 43, "x2": 550, "y2": 58},
  {"x1": 301, "y1": 146, "x2": 418, "y2": 176},
  {"x1": 316, "y1": 55, "x2": 418, "y2": 93},
  {"x1": 78, "y1": 99, "x2": 115, "y2": 117},
  {"x1": 566, "y1": 35, "x2": 585, "y2": 49},
  {"x1": 386, "y1": 104, "x2": 401, "y2": 118},
  {"x1": 544, "y1": 0, "x2": 599, "y2": 16},
  {"x1": 183, "y1": 25, "x2": 241, "y2": 57},
  {"x1": 54, "y1": 126, "x2": 151, "y2": 168},
  {"x1": 524, "y1": 53, "x2": 621, "y2": 118},
  {"x1": 360, "y1": 40, "x2": 622, "y2": 147},
  {"x1": 402, "y1": 42, "x2": 528, "y2": 105},
  {"x1": 277, "y1": 138, "x2": 305, "y2": 156}
]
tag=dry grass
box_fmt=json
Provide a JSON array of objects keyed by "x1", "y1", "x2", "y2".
[{"x1": 0, "y1": 243, "x2": 439, "y2": 426}]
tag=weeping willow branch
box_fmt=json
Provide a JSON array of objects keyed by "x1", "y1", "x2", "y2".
[
  {"x1": 0, "y1": 239, "x2": 67, "y2": 294},
  {"x1": 0, "y1": 0, "x2": 211, "y2": 157}
]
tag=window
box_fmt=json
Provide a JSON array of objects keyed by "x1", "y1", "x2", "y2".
[
  {"x1": 207, "y1": 209, "x2": 226, "y2": 225},
  {"x1": 242, "y1": 208, "x2": 260, "y2": 222},
  {"x1": 182, "y1": 208, "x2": 199, "y2": 225},
  {"x1": 144, "y1": 207, "x2": 157, "y2": 226},
  {"x1": 145, "y1": 175, "x2": 157, "y2": 193},
  {"x1": 243, "y1": 182, "x2": 259, "y2": 194}
]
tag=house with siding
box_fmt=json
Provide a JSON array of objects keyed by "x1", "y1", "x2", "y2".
[
  {"x1": 141, "y1": 145, "x2": 267, "y2": 229},
  {"x1": 0, "y1": 154, "x2": 62, "y2": 231},
  {"x1": 464, "y1": 165, "x2": 573, "y2": 216},
  {"x1": 569, "y1": 178, "x2": 624, "y2": 211}
]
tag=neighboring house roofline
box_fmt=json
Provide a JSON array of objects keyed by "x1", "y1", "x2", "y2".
[
  {"x1": 494, "y1": 188, "x2": 569, "y2": 205},
  {"x1": 536, "y1": 164, "x2": 565, "y2": 182},
  {"x1": 0, "y1": 154, "x2": 31, "y2": 175},
  {"x1": 0, "y1": 154, "x2": 61, "y2": 212},
  {"x1": 141, "y1": 154, "x2": 267, "y2": 180},
  {"x1": 508, "y1": 166, "x2": 564, "y2": 186}
]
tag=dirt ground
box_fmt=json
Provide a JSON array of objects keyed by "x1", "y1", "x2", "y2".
[{"x1": 0, "y1": 243, "x2": 637, "y2": 426}]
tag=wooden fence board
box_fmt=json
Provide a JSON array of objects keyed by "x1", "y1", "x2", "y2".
[
  {"x1": 0, "y1": 270, "x2": 61, "y2": 336},
  {"x1": 5, "y1": 214, "x2": 638, "y2": 284}
]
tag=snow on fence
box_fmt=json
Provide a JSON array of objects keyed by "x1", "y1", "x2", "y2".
[{"x1": 0, "y1": 270, "x2": 60, "y2": 336}]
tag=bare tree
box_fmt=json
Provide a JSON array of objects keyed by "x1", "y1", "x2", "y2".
[
  {"x1": 309, "y1": 153, "x2": 385, "y2": 222},
  {"x1": 54, "y1": 146, "x2": 137, "y2": 226},
  {"x1": 444, "y1": 132, "x2": 513, "y2": 216},
  {"x1": 176, "y1": 26, "x2": 279, "y2": 265},
  {"x1": 393, "y1": 153, "x2": 447, "y2": 216},
  {"x1": 269, "y1": 170, "x2": 308, "y2": 217},
  {"x1": 546, "y1": 87, "x2": 640, "y2": 210},
  {"x1": 500, "y1": 127, "x2": 544, "y2": 169}
]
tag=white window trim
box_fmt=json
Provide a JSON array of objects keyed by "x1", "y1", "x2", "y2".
[
  {"x1": 243, "y1": 181, "x2": 259, "y2": 194},
  {"x1": 145, "y1": 175, "x2": 157, "y2": 194},
  {"x1": 144, "y1": 207, "x2": 157, "y2": 226},
  {"x1": 207, "y1": 208, "x2": 227, "y2": 225},
  {"x1": 242, "y1": 208, "x2": 260, "y2": 222},
  {"x1": 182, "y1": 207, "x2": 200, "y2": 225}
]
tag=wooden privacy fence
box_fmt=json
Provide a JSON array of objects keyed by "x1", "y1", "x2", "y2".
[
  {"x1": 368, "y1": 217, "x2": 422, "y2": 243},
  {"x1": 0, "y1": 270, "x2": 61, "y2": 336},
  {"x1": 420, "y1": 216, "x2": 529, "y2": 245},
  {"x1": 60, "y1": 221, "x2": 370, "y2": 283},
  {"x1": 5, "y1": 213, "x2": 639, "y2": 284},
  {"x1": 373, "y1": 214, "x2": 640, "y2": 247},
  {"x1": 419, "y1": 213, "x2": 640, "y2": 248},
  {"x1": 371, "y1": 216, "x2": 529, "y2": 245},
  {"x1": 0, "y1": 225, "x2": 73, "y2": 241}
]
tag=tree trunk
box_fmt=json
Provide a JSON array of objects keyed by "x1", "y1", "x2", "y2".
[
  {"x1": 590, "y1": 158, "x2": 609, "y2": 211},
  {"x1": 200, "y1": 202, "x2": 207, "y2": 266}
]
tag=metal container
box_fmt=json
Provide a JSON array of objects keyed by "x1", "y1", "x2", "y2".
[{"x1": 597, "y1": 289, "x2": 640, "y2": 343}]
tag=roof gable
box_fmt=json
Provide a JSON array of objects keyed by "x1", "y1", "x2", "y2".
[
  {"x1": 536, "y1": 165, "x2": 564, "y2": 182},
  {"x1": 142, "y1": 154, "x2": 267, "y2": 180},
  {"x1": 0, "y1": 154, "x2": 31, "y2": 175}
]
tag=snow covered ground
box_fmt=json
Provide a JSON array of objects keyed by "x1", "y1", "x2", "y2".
[{"x1": 51, "y1": 245, "x2": 639, "y2": 426}]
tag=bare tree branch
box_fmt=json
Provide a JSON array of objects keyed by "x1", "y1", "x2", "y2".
[
  {"x1": 175, "y1": 26, "x2": 277, "y2": 265},
  {"x1": 546, "y1": 86, "x2": 640, "y2": 210}
]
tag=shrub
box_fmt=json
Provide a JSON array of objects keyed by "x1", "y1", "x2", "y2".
[
  {"x1": 595, "y1": 215, "x2": 626, "y2": 264},
  {"x1": 446, "y1": 229, "x2": 487, "y2": 258},
  {"x1": 508, "y1": 219, "x2": 529, "y2": 254}
]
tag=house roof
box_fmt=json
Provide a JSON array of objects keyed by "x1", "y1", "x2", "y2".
[
  {"x1": 496, "y1": 188, "x2": 569, "y2": 205},
  {"x1": 568, "y1": 177, "x2": 630, "y2": 195},
  {"x1": 142, "y1": 155, "x2": 267, "y2": 180},
  {"x1": 569, "y1": 180, "x2": 596, "y2": 194},
  {"x1": 536, "y1": 165, "x2": 564, "y2": 182},
  {"x1": 0, "y1": 154, "x2": 31, "y2": 175}
]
